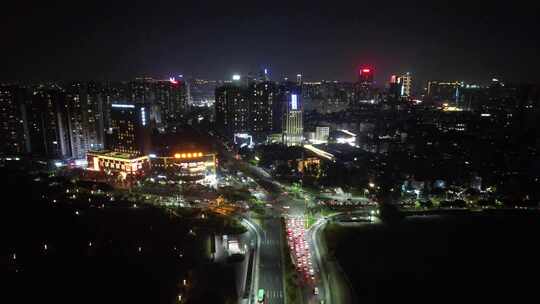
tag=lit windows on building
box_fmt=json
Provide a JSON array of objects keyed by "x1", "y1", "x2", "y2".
[{"x1": 86, "y1": 151, "x2": 150, "y2": 178}]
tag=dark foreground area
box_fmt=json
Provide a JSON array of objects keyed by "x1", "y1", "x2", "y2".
[
  {"x1": 0, "y1": 169, "x2": 238, "y2": 304},
  {"x1": 327, "y1": 212, "x2": 540, "y2": 304}
]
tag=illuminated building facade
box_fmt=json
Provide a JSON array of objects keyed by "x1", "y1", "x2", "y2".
[
  {"x1": 150, "y1": 152, "x2": 217, "y2": 184},
  {"x1": 65, "y1": 82, "x2": 105, "y2": 159},
  {"x1": 108, "y1": 103, "x2": 151, "y2": 156},
  {"x1": 215, "y1": 82, "x2": 250, "y2": 135},
  {"x1": 315, "y1": 126, "x2": 329, "y2": 143},
  {"x1": 86, "y1": 150, "x2": 150, "y2": 178},
  {"x1": 0, "y1": 85, "x2": 29, "y2": 155},
  {"x1": 249, "y1": 81, "x2": 275, "y2": 133},
  {"x1": 398, "y1": 72, "x2": 412, "y2": 97},
  {"x1": 280, "y1": 82, "x2": 303, "y2": 146},
  {"x1": 297, "y1": 157, "x2": 321, "y2": 177}
]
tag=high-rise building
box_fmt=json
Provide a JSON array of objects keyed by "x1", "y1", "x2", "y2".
[
  {"x1": 127, "y1": 77, "x2": 187, "y2": 130},
  {"x1": 108, "y1": 103, "x2": 151, "y2": 156},
  {"x1": 355, "y1": 67, "x2": 377, "y2": 104},
  {"x1": 398, "y1": 72, "x2": 412, "y2": 97},
  {"x1": 280, "y1": 82, "x2": 303, "y2": 146},
  {"x1": 27, "y1": 86, "x2": 71, "y2": 158},
  {"x1": 358, "y1": 67, "x2": 374, "y2": 86},
  {"x1": 215, "y1": 79, "x2": 250, "y2": 136},
  {"x1": 215, "y1": 75, "x2": 303, "y2": 144},
  {"x1": 65, "y1": 82, "x2": 105, "y2": 159},
  {"x1": 0, "y1": 85, "x2": 29, "y2": 155},
  {"x1": 249, "y1": 81, "x2": 275, "y2": 133}
]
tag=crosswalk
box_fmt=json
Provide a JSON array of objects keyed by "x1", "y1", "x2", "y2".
[{"x1": 265, "y1": 289, "x2": 283, "y2": 301}]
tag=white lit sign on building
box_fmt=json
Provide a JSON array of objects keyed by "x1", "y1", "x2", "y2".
[
  {"x1": 291, "y1": 94, "x2": 298, "y2": 110},
  {"x1": 141, "y1": 107, "x2": 146, "y2": 126},
  {"x1": 111, "y1": 104, "x2": 135, "y2": 108},
  {"x1": 232, "y1": 74, "x2": 241, "y2": 81}
]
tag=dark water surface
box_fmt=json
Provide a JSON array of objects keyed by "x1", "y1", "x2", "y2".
[{"x1": 333, "y1": 212, "x2": 540, "y2": 304}]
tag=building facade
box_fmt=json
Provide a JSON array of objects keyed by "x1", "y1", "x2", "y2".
[
  {"x1": 108, "y1": 103, "x2": 151, "y2": 156},
  {"x1": 280, "y1": 82, "x2": 303, "y2": 146},
  {"x1": 0, "y1": 85, "x2": 29, "y2": 155}
]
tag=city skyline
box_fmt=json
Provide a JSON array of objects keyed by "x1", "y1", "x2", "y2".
[
  {"x1": 2, "y1": 2, "x2": 540, "y2": 304},
  {"x1": 2, "y1": 1, "x2": 539, "y2": 85}
]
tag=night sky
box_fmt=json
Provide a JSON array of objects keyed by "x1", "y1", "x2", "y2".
[{"x1": 2, "y1": 1, "x2": 539, "y2": 86}]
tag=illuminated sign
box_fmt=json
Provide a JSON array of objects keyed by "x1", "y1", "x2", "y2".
[
  {"x1": 232, "y1": 74, "x2": 241, "y2": 81},
  {"x1": 169, "y1": 77, "x2": 179, "y2": 84},
  {"x1": 291, "y1": 94, "x2": 298, "y2": 110},
  {"x1": 174, "y1": 152, "x2": 204, "y2": 159},
  {"x1": 111, "y1": 104, "x2": 135, "y2": 109},
  {"x1": 362, "y1": 69, "x2": 371, "y2": 73}
]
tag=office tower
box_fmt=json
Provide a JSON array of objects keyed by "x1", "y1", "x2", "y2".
[
  {"x1": 358, "y1": 67, "x2": 374, "y2": 86},
  {"x1": 65, "y1": 82, "x2": 105, "y2": 159},
  {"x1": 0, "y1": 85, "x2": 30, "y2": 155},
  {"x1": 280, "y1": 82, "x2": 303, "y2": 146},
  {"x1": 249, "y1": 81, "x2": 275, "y2": 133},
  {"x1": 398, "y1": 72, "x2": 412, "y2": 97},
  {"x1": 27, "y1": 86, "x2": 71, "y2": 158},
  {"x1": 108, "y1": 103, "x2": 151, "y2": 156},
  {"x1": 354, "y1": 67, "x2": 377, "y2": 104},
  {"x1": 215, "y1": 79, "x2": 250, "y2": 136},
  {"x1": 297, "y1": 74, "x2": 303, "y2": 84}
]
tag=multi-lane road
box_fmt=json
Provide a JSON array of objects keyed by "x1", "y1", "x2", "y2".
[
  {"x1": 215, "y1": 136, "x2": 361, "y2": 304},
  {"x1": 257, "y1": 216, "x2": 285, "y2": 304}
]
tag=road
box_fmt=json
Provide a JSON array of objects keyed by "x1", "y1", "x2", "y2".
[
  {"x1": 309, "y1": 218, "x2": 353, "y2": 304},
  {"x1": 258, "y1": 216, "x2": 285, "y2": 303},
  {"x1": 214, "y1": 136, "x2": 354, "y2": 304}
]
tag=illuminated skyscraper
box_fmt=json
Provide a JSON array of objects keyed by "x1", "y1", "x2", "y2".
[
  {"x1": 398, "y1": 72, "x2": 412, "y2": 97},
  {"x1": 65, "y1": 82, "x2": 105, "y2": 159},
  {"x1": 280, "y1": 82, "x2": 303, "y2": 146},
  {"x1": 108, "y1": 103, "x2": 151, "y2": 156}
]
